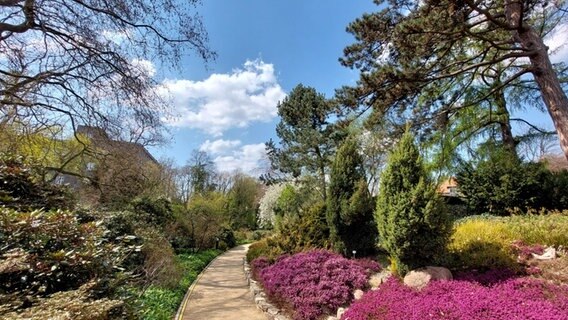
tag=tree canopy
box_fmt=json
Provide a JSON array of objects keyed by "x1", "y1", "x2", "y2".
[
  {"x1": 0, "y1": 0, "x2": 215, "y2": 146},
  {"x1": 266, "y1": 84, "x2": 339, "y2": 199},
  {"x1": 339, "y1": 0, "x2": 568, "y2": 160}
]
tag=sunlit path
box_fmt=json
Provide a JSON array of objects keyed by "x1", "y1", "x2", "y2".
[{"x1": 177, "y1": 244, "x2": 266, "y2": 320}]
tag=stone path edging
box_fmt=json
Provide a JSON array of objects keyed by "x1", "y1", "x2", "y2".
[{"x1": 243, "y1": 257, "x2": 290, "y2": 320}]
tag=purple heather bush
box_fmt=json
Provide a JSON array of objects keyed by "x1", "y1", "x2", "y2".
[
  {"x1": 342, "y1": 271, "x2": 568, "y2": 320},
  {"x1": 253, "y1": 250, "x2": 380, "y2": 320}
]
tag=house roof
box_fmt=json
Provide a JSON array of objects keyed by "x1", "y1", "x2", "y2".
[
  {"x1": 437, "y1": 177, "x2": 460, "y2": 197},
  {"x1": 77, "y1": 125, "x2": 159, "y2": 166}
]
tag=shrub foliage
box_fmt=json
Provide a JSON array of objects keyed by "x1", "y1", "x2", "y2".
[
  {"x1": 456, "y1": 149, "x2": 568, "y2": 215},
  {"x1": 375, "y1": 129, "x2": 451, "y2": 275},
  {"x1": 327, "y1": 137, "x2": 377, "y2": 255},
  {"x1": 0, "y1": 154, "x2": 74, "y2": 211}
]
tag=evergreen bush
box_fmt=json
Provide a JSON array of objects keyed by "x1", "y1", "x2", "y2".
[
  {"x1": 327, "y1": 137, "x2": 377, "y2": 255},
  {"x1": 375, "y1": 129, "x2": 451, "y2": 275}
]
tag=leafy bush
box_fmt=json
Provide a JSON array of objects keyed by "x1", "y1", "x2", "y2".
[
  {"x1": 136, "y1": 228, "x2": 181, "y2": 289},
  {"x1": 131, "y1": 197, "x2": 174, "y2": 229},
  {"x1": 246, "y1": 238, "x2": 284, "y2": 263},
  {"x1": 456, "y1": 149, "x2": 568, "y2": 215},
  {"x1": 252, "y1": 229, "x2": 272, "y2": 240},
  {"x1": 217, "y1": 227, "x2": 237, "y2": 248},
  {"x1": 178, "y1": 192, "x2": 228, "y2": 251},
  {"x1": 0, "y1": 208, "x2": 134, "y2": 319},
  {"x1": 0, "y1": 281, "x2": 123, "y2": 320},
  {"x1": 342, "y1": 274, "x2": 568, "y2": 320},
  {"x1": 253, "y1": 250, "x2": 379, "y2": 320},
  {"x1": 375, "y1": 129, "x2": 451, "y2": 275},
  {"x1": 0, "y1": 154, "x2": 74, "y2": 211},
  {"x1": 0, "y1": 208, "x2": 129, "y2": 296}
]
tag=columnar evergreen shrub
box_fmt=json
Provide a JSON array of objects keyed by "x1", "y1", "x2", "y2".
[
  {"x1": 375, "y1": 129, "x2": 451, "y2": 275},
  {"x1": 327, "y1": 137, "x2": 377, "y2": 255}
]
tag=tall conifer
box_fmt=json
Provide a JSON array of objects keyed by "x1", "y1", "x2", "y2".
[{"x1": 375, "y1": 129, "x2": 451, "y2": 275}]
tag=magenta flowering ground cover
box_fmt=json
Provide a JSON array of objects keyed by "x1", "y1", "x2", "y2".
[
  {"x1": 342, "y1": 272, "x2": 568, "y2": 320},
  {"x1": 252, "y1": 250, "x2": 380, "y2": 320}
]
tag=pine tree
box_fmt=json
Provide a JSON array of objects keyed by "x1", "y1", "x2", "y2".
[
  {"x1": 375, "y1": 128, "x2": 451, "y2": 275},
  {"x1": 266, "y1": 84, "x2": 337, "y2": 200},
  {"x1": 327, "y1": 137, "x2": 377, "y2": 256}
]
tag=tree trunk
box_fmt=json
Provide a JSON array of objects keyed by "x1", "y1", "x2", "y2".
[
  {"x1": 494, "y1": 88, "x2": 517, "y2": 156},
  {"x1": 506, "y1": 1, "x2": 568, "y2": 161},
  {"x1": 314, "y1": 145, "x2": 327, "y2": 200}
]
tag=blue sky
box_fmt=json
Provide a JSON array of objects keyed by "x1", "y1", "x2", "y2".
[
  {"x1": 148, "y1": 1, "x2": 566, "y2": 173},
  {"x1": 148, "y1": 0, "x2": 378, "y2": 174}
]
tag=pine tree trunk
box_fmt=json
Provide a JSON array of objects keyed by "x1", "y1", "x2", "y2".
[
  {"x1": 506, "y1": 0, "x2": 568, "y2": 161},
  {"x1": 494, "y1": 88, "x2": 517, "y2": 156}
]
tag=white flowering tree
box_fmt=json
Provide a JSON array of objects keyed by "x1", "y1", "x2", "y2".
[{"x1": 257, "y1": 183, "x2": 286, "y2": 229}]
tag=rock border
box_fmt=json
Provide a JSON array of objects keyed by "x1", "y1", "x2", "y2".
[{"x1": 243, "y1": 257, "x2": 290, "y2": 320}]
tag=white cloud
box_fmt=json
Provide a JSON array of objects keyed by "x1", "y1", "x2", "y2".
[
  {"x1": 545, "y1": 22, "x2": 568, "y2": 63},
  {"x1": 101, "y1": 29, "x2": 131, "y2": 44},
  {"x1": 199, "y1": 139, "x2": 242, "y2": 155},
  {"x1": 213, "y1": 143, "x2": 267, "y2": 174},
  {"x1": 161, "y1": 59, "x2": 286, "y2": 136},
  {"x1": 131, "y1": 58, "x2": 156, "y2": 77}
]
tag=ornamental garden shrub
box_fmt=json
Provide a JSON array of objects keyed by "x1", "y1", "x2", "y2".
[
  {"x1": 253, "y1": 250, "x2": 380, "y2": 320},
  {"x1": 247, "y1": 190, "x2": 331, "y2": 262},
  {"x1": 276, "y1": 200, "x2": 331, "y2": 253},
  {"x1": 446, "y1": 217, "x2": 517, "y2": 270},
  {"x1": 0, "y1": 208, "x2": 130, "y2": 318},
  {"x1": 0, "y1": 154, "x2": 75, "y2": 211},
  {"x1": 456, "y1": 147, "x2": 568, "y2": 216},
  {"x1": 375, "y1": 128, "x2": 451, "y2": 275},
  {"x1": 341, "y1": 274, "x2": 568, "y2": 320},
  {"x1": 447, "y1": 211, "x2": 568, "y2": 271},
  {"x1": 246, "y1": 237, "x2": 284, "y2": 263},
  {"x1": 327, "y1": 137, "x2": 377, "y2": 256}
]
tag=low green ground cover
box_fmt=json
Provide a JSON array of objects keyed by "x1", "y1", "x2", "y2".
[{"x1": 137, "y1": 250, "x2": 220, "y2": 320}]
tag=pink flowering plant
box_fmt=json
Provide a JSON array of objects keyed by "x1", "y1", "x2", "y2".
[
  {"x1": 342, "y1": 270, "x2": 568, "y2": 320},
  {"x1": 511, "y1": 240, "x2": 545, "y2": 262},
  {"x1": 253, "y1": 250, "x2": 380, "y2": 320}
]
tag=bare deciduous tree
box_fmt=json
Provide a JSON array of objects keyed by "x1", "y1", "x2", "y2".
[{"x1": 0, "y1": 0, "x2": 215, "y2": 146}]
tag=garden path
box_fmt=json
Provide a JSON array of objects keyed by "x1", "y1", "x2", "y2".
[{"x1": 176, "y1": 244, "x2": 266, "y2": 320}]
